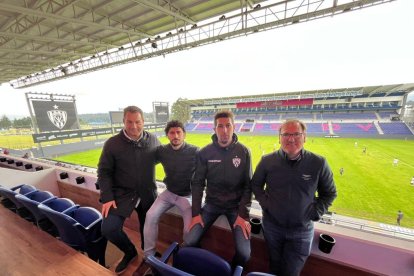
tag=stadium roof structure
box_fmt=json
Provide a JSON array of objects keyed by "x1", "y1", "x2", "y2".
[
  {"x1": 0, "y1": 0, "x2": 395, "y2": 88},
  {"x1": 182, "y1": 83, "x2": 414, "y2": 106}
]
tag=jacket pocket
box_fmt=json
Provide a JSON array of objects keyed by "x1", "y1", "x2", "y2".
[{"x1": 306, "y1": 202, "x2": 320, "y2": 221}]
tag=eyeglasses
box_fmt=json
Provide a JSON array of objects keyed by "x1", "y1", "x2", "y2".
[{"x1": 280, "y1": 132, "x2": 303, "y2": 138}]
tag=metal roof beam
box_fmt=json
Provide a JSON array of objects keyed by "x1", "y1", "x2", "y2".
[
  {"x1": 132, "y1": 0, "x2": 196, "y2": 24},
  {"x1": 8, "y1": 0, "x2": 396, "y2": 88},
  {"x1": 0, "y1": 47, "x2": 80, "y2": 57},
  {"x1": 0, "y1": 58, "x2": 59, "y2": 64},
  {"x1": 0, "y1": 64, "x2": 44, "y2": 70},
  {"x1": 0, "y1": 3, "x2": 150, "y2": 38},
  {"x1": 0, "y1": 31, "x2": 117, "y2": 48}
]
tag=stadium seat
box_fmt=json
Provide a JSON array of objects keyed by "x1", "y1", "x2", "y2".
[
  {"x1": 15, "y1": 190, "x2": 55, "y2": 223},
  {"x1": 0, "y1": 185, "x2": 15, "y2": 209},
  {"x1": 146, "y1": 256, "x2": 192, "y2": 276},
  {"x1": 38, "y1": 204, "x2": 107, "y2": 266},
  {"x1": 146, "y1": 242, "x2": 243, "y2": 276},
  {"x1": 0, "y1": 184, "x2": 37, "y2": 214},
  {"x1": 36, "y1": 197, "x2": 77, "y2": 236},
  {"x1": 42, "y1": 197, "x2": 77, "y2": 212}
]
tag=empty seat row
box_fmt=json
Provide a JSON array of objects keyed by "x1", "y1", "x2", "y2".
[{"x1": 0, "y1": 184, "x2": 106, "y2": 266}]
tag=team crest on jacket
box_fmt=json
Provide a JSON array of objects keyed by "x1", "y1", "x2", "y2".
[{"x1": 232, "y1": 157, "x2": 241, "y2": 168}]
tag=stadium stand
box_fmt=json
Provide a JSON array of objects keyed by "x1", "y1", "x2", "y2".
[
  {"x1": 323, "y1": 112, "x2": 377, "y2": 121},
  {"x1": 234, "y1": 123, "x2": 242, "y2": 132},
  {"x1": 240, "y1": 123, "x2": 254, "y2": 132},
  {"x1": 261, "y1": 114, "x2": 280, "y2": 121},
  {"x1": 378, "y1": 111, "x2": 398, "y2": 120},
  {"x1": 198, "y1": 116, "x2": 214, "y2": 122},
  {"x1": 379, "y1": 122, "x2": 413, "y2": 135},
  {"x1": 185, "y1": 84, "x2": 414, "y2": 137},
  {"x1": 185, "y1": 123, "x2": 197, "y2": 131},
  {"x1": 281, "y1": 113, "x2": 314, "y2": 120},
  {"x1": 253, "y1": 123, "x2": 281, "y2": 133},
  {"x1": 235, "y1": 115, "x2": 259, "y2": 121},
  {"x1": 307, "y1": 123, "x2": 329, "y2": 135},
  {"x1": 332, "y1": 123, "x2": 378, "y2": 135},
  {"x1": 194, "y1": 123, "x2": 214, "y2": 132}
]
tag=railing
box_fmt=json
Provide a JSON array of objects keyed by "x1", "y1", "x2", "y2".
[{"x1": 319, "y1": 213, "x2": 414, "y2": 241}]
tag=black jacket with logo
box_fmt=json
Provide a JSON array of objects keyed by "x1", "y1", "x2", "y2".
[
  {"x1": 97, "y1": 130, "x2": 160, "y2": 217},
  {"x1": 192, "y1": 134, "x2": 252, "y2": 219},
  {"x1": 252, "y1": 148, "x2": 337, "y2": 229}
]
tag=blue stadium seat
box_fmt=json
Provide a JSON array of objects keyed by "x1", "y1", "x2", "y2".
[
  {"x1": 15, "y1": 190, "x2": 55, "y2": 223},
  {"x1": 38, "y1": 204, "x2": 107, "y2": 266},
  {"x1": 36, "y1": 197, "x2": 77, "y2": 236},
  {"x1": 0, "y1": 184, "x2": 37, "y2": 214},
  {"x1": 0, "y1": 185, "x2": 16, "y2": 209},
  {"x1": 146, "y1": 256, "x2": 192, "y2": 276},
  {"x1": 379, "y1": 122, "x2": 413, "y2": 135},
  {"x1": 146, "y1": 242, "x2": 243, "y2": 276},
  {"x1": 42, "y1": 197, "x2": 77, "y2": 212}
]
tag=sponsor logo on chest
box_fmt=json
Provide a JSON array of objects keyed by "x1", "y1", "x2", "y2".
[{"x1": 301, "y1": 174, "x2": 312, "y2": 181}]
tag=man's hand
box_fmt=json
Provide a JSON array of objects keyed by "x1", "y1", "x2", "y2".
[
  {"x1": 101, "y1": 200, "x2": 117, "y2": 218},
  {"x1": 188, "y1": 215, "x2": 204, "y2": 231},
  {"x1": 233, "y1": 215, "x2": 251, "y2": 239}
]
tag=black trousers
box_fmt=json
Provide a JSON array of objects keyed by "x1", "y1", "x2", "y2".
[{"x1": 101, "y1": 203, "x2": 148, "y2": 253}]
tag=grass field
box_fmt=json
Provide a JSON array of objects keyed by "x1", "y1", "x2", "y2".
[
  {"x1": 0, "y1": 133, "x2": 113, "y2": 150},
  {"x1": 2, "y1": 133, "x2": 413, "y2": 227},
  {"x1": 0, "y1": 134, "x2": 37, "y2": 150}
]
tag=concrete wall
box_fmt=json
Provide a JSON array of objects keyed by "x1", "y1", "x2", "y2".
[{"x1": 0, "y1": 156, "x2": 60, "y2": 196}]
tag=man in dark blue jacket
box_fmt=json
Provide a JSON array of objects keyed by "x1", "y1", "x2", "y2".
[
  {"x1": 184, "y1": 110, "x2": 252, "y2": 269},
  {"x1": 252, "y1": 119, "x2": 337, "y2": 276},
  {"x1": 98, "y1": 106, "x2": 160, "y2": 274}
]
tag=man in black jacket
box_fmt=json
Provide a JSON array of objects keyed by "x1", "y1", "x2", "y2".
[
  {"x1": 184, "y1": 110, "x2": 252, "y2": 269},
  {"x1": 143, "y1": 120, "x2": 198, "y2": 259},
  {"x1": 252, "y1": 119, "x2": 337, "y2": 276},
  {"x1": 98, "y1": 106, "x2": 160, "y2": 274}
]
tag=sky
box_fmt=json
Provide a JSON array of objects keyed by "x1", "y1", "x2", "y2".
[{"x1": 1, "y1": 0, "x2": 413, "y2": 117}]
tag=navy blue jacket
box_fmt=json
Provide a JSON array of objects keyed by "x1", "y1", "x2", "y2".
[{"x1": 252, "y1": 148, "x2": 337, "y2": 229}]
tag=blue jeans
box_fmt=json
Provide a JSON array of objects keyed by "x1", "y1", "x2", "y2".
[
  {"x1": 262, "y1": 215, "x2": 314, "y2": 276},
  {"x1": 184, "y1": 203, "x2": 251, "y2": 268},
  {"x1": 143, "y1": 190, "x2": 192, "y2": 258}
]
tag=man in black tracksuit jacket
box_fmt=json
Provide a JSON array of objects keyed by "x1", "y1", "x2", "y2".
[
  {"x1": 184, "y1": 111, "x2": 252, "y2": 269},
  {"x1": 97, "y1": 106, "x2": 160, "y2": 274},
  {"x1": 252, "y1": 119, "x2": 337, "y2": 276}
]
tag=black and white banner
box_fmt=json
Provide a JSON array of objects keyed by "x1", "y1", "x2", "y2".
[
  {"x1": 32, "y1": 127, "x2": 119, "y2": 143},
  {"x1": 32, "y1": 100, "x2": 80, "y2": 132}
]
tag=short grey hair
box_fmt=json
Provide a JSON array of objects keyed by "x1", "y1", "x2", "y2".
[
  {"x1": 123, "y1": 106, "x2": 144, "y2": 119},
  {"x1": 279, "y1": 119, "x2": 307, "y2": 133}
]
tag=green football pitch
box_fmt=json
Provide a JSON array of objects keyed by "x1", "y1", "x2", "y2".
[{"x1": 53, "y1": 133, "x2": 414, "y2": 228}]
